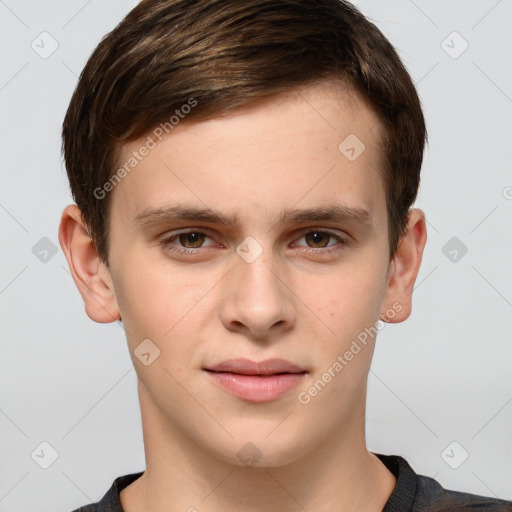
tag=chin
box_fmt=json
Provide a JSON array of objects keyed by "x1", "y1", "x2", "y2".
[{"x1": 210, "y1": 429, "x2": 309, "y2": 469}]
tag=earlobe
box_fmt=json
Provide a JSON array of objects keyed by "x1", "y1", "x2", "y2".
[
  {"x1": 379, "y1": 208, "x2": 427, "y2": 324},
  {"x1": 58, "y1": 204, "x2": 121, "y2": 323}
]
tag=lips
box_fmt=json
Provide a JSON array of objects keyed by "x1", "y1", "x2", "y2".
[
  {"x1": 204, "y1": 358, "x2": 307, "y2": 402},
  {"x1": 205, "y1": 358, "x2": 306, "y2": 375}
]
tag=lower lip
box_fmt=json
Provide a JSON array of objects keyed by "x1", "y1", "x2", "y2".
[{"x1": 206, "y1": 371, "x2": 306, "y2": 402}]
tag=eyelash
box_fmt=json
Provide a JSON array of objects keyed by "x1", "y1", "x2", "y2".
[{"x1": 159, "y1": 229, "x2": 348, "y2": 255}]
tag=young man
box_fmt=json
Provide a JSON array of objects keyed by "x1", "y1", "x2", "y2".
[{"x1": 58, "y1": 0, "x2": 512, "y2": 510}]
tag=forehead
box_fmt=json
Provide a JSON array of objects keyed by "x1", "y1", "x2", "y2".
[{"x1": 110, "y1": 81, "x2": 386, "y2": 232}]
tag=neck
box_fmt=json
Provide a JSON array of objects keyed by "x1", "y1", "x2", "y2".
[{"x1": 120, "y1": 381, "x2": 396, "y2": 512}]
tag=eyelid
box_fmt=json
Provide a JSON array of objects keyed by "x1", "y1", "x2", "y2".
[
  {"x1": 293, "y1": 226, "x2": 347, "y2": 239},
  {"x1": 290, "y1": 228, "x2": 348, "y2": 249},
  {"x1": 160, "y1": 229, "x2": 218, "y2": 248}
]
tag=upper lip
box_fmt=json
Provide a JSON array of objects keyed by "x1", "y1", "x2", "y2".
[{"x1": 205, "y1": 358, "x2": 306, "y2": 375}]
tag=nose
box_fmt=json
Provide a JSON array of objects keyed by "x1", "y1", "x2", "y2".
[{"x1": 220, "y1": 244, "x2": 296, "y2": 340}]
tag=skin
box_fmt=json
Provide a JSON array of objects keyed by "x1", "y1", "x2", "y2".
[{"x1": 59, "y1": 80, "x2": 427, "y2": 512}]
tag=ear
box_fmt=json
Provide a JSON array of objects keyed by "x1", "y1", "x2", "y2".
[
  {"x1": 380, "y1": 208, "x2": 427, "y2": 323},
  {"x1": 58, "y1": 204, "x2": 121, "y2": 323}
]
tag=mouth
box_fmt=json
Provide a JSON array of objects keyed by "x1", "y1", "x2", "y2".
[
  {"x1": 204, "y1": 358, "x2": 307, "y2": 375},
  {"x1": 203, "y1": 358, "x2": 307, "y2": 402}
]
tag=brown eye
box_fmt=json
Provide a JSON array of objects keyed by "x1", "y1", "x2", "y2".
[
  {"x1": 293, "y1": 230, "x2": 347, "y2": 254},
  {"x1": 160, "y1": 231, "x2": 216, "y2": 253},
  {"x1": 177, "y1": 232, "x2": 206, "y2": 248},
  {"x1": 304, "y1": 232, "x2": 333, "y2": 248}
]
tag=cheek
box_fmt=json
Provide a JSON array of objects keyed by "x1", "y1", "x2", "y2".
[
  {"x1": 111, "y1": 255, "x2": 215, "y2": 374},
  {"x1": 307, "y1": 261, "x2": 384, "y2": 325},
  {"x1": 113, "y1": 254, "x2": 197, "y2": 332},
  {"x1": 112, "y1": 268, "x2": 163, "y2": 337}
]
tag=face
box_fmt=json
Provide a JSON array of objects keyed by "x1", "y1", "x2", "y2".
[{"x1": 65, "y1": 81, "x2": 422, "y2": 468}]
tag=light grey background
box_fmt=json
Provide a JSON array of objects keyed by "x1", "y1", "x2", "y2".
[{"x1": 1, "y1": 1, "x2": 511, "y2": 510}]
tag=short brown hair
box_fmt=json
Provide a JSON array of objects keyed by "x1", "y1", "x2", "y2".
[{"x1": 62, "y1": 0, "x2": 427, "y2": 265}]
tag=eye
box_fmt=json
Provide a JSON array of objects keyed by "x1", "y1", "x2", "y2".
[
  {"x1": 294, "y1": 230, "x2": 346, "y2": 252},
  {"x1": 159, "y1": 229, "x2": 347, "y2": 256},
  {"x1": 160, "y1": 231, "x2": 217, "y2": 253}
]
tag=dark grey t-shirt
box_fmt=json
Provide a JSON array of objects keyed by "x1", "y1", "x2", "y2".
[{"x1": 70, "y1": 453, "x2": 512, "y2": 511}]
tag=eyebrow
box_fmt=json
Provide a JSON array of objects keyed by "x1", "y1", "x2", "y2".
[{"x1": 133, "y1": 204, "x2": 373, "y2": 231}]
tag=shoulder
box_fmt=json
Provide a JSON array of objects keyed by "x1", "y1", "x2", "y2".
[
  {"x1": 68, "y1": 472, "x2": 144, "y2": 512},
  {"x1": 413, "y1": 473, "x2": 512, "y2": 511},
  {"x1": 375, "y1": 453, "x2": 512, "y2": 512}
]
